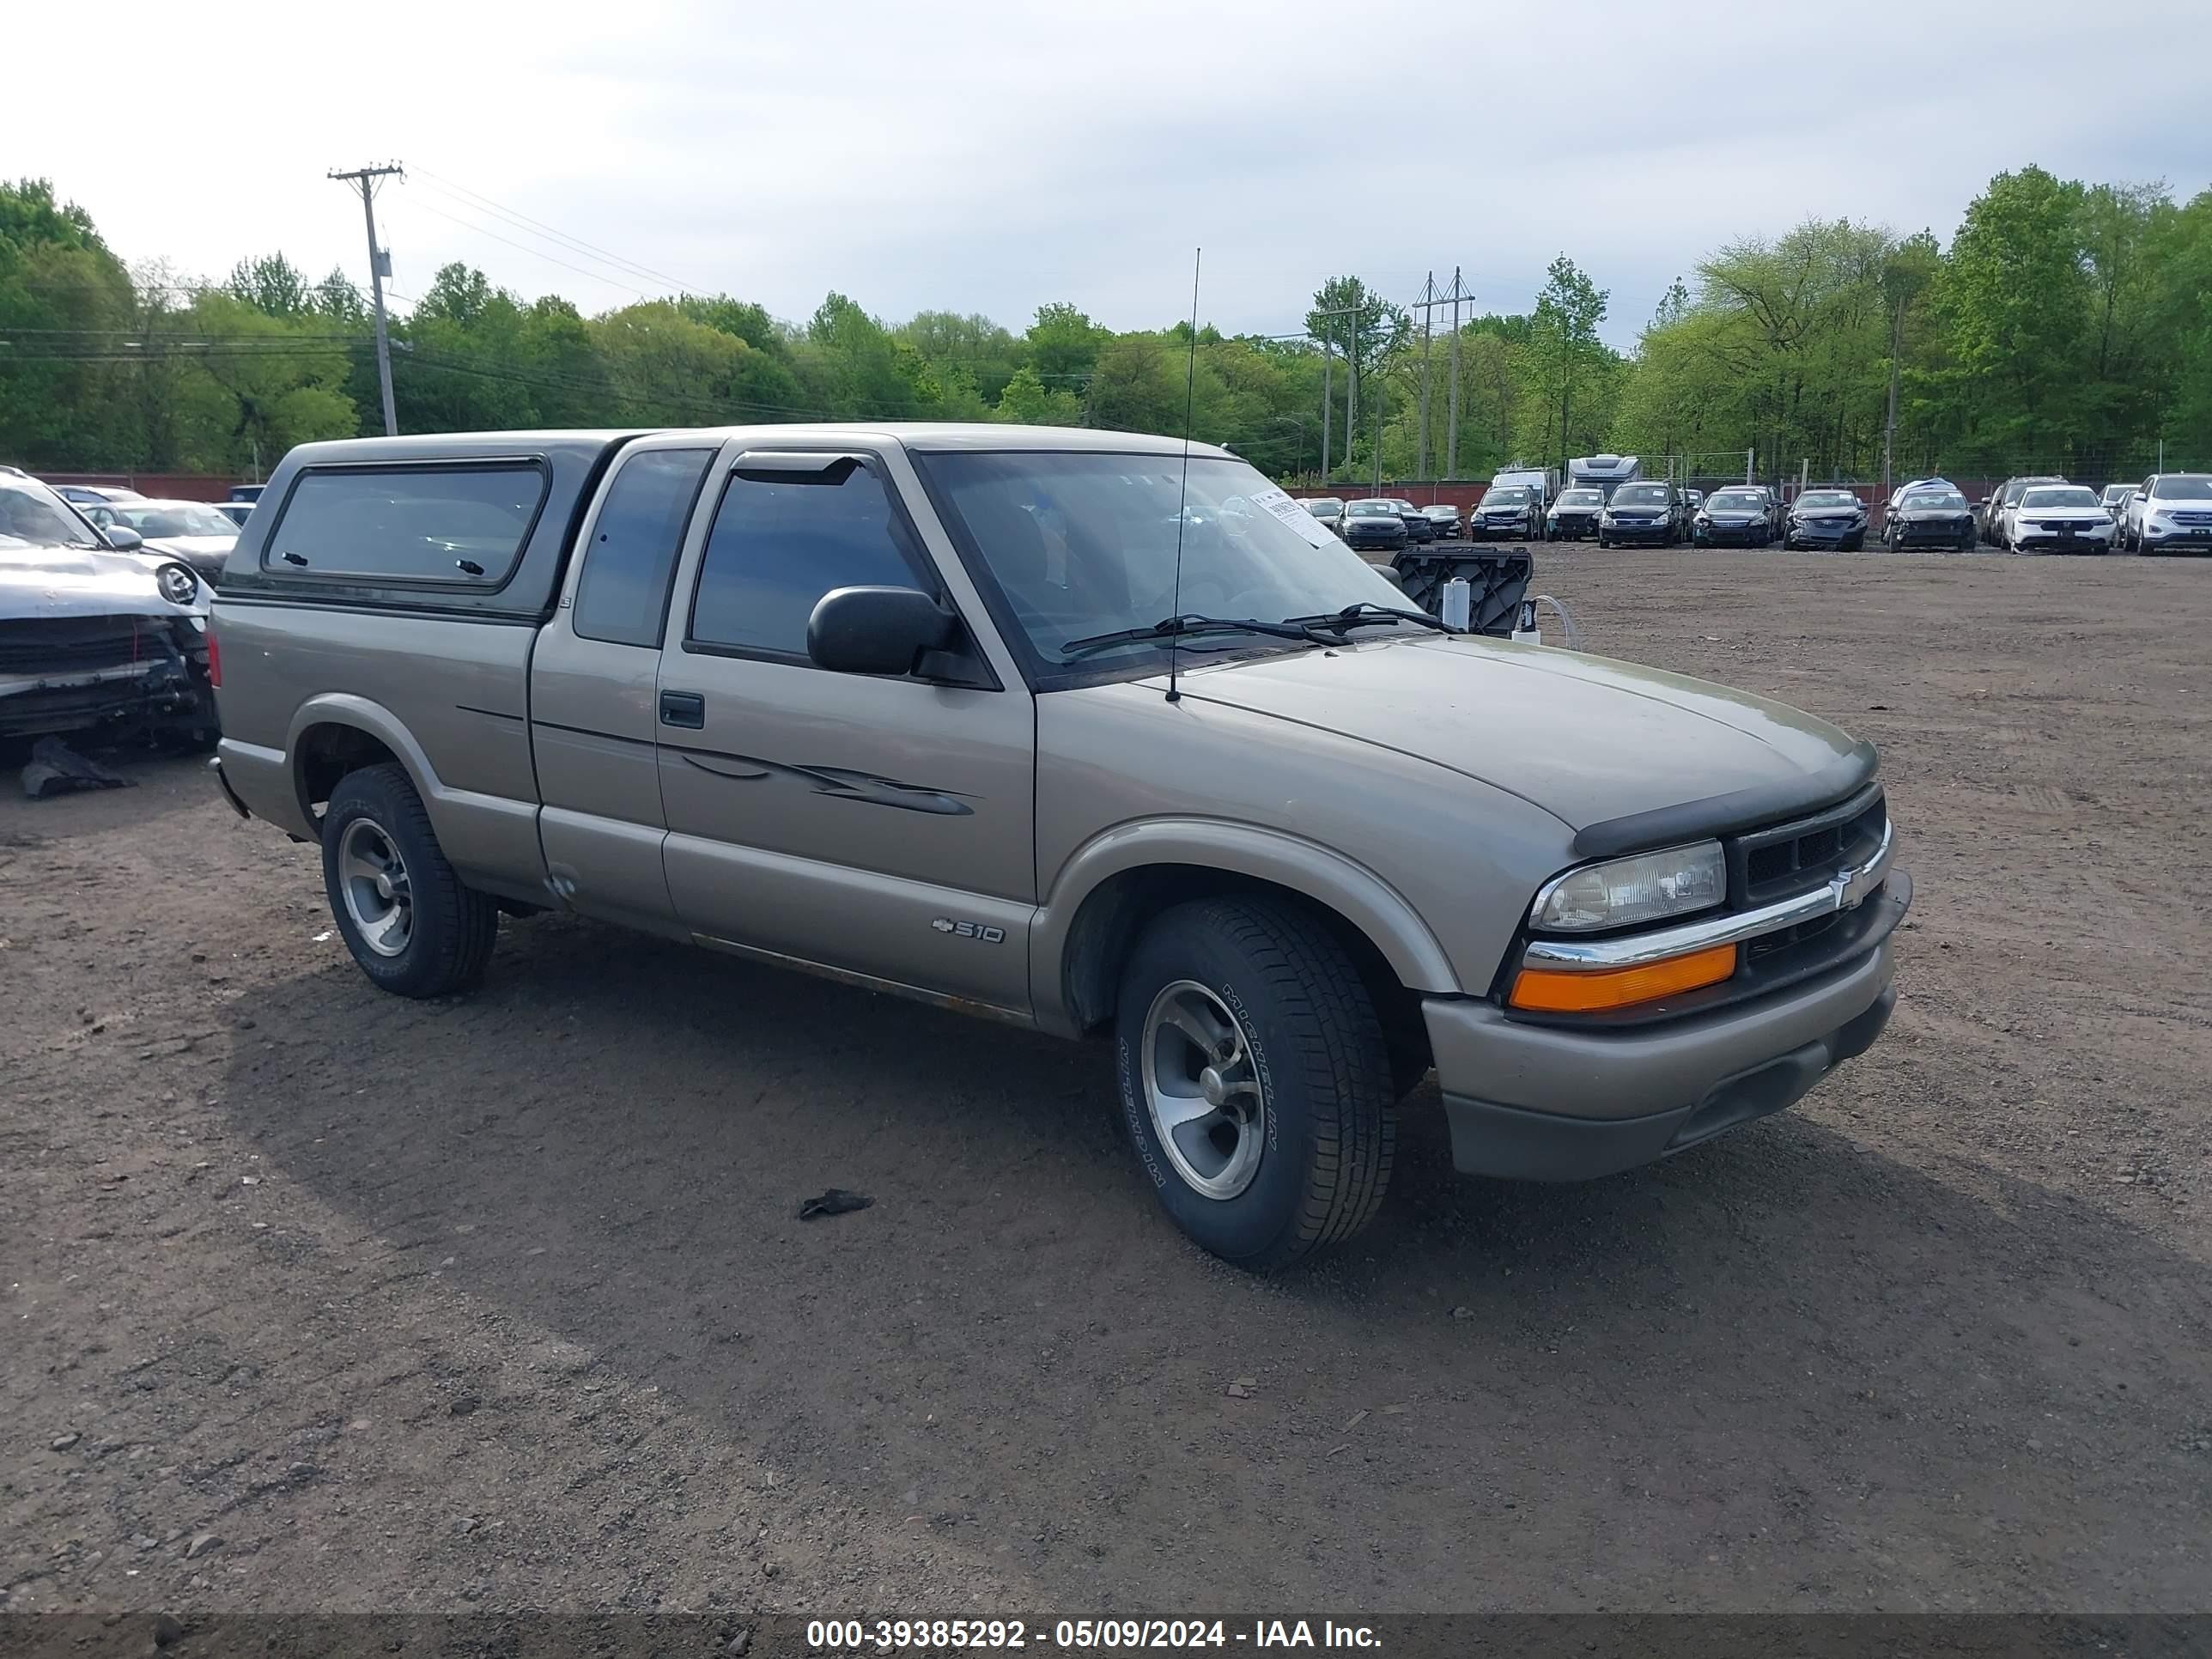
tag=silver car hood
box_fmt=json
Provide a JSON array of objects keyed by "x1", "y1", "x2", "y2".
[
  {"x1": 0, "y1": 545, "x2": 208, "y2": 622},
  {"x1": 1168, "y1": 633, "x2": 1861, "y2": 831},
  {"x1": 143, "y1": 532, "x2": 237, "y2": 560}
]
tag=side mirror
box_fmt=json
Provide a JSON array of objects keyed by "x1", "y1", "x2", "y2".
[
  {"x1": 807, "y1": 585, "x2": 959, "y2": 678},
  {"x1": 103, "y1": 526, "x2": 144, "y2": 551}
]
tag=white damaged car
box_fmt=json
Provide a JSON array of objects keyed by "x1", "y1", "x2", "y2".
[{"x1": 1, "y1": 466, "x2": 217, "y2": 744}]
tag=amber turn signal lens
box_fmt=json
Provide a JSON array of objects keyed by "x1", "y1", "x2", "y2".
[{"x1": 1510, "y1": 941, "x2": 1738, "y2": 1013}]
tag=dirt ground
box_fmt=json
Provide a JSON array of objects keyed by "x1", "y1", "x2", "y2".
[{"x1": 3, "y1": 548, "x2": 2208, "y2": 1625}]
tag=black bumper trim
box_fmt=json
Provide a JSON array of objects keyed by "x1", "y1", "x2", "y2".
[
  {"x1": 1442, "y1": 983, "x2": 1896, "y2": 1182},
  {"x1": 210, "y1": 756, "x2": 251, "y2": 820}
]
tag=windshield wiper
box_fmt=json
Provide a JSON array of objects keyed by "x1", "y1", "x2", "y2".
[
  {"x1": 1058, "y1": 613, "x2": 1332, "y2": 661},
  {"x1": 1279, "y1": 601, "x2": 1455, "y2": 636}
]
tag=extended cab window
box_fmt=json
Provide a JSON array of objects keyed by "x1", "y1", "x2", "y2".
[
  {"x1": 572, "y1": 448, "x2": 713, "y2": 647},
  {"x1": 687, "y1": 463, "x2": 928, "y2": 658},
  {"x1": 265, "y1": 464, "x2": 544, "y2": 584}
]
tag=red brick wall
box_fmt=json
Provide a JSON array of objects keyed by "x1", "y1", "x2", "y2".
[{"x1": 40, "y1": 472, "x2": 244, "y2": 502}]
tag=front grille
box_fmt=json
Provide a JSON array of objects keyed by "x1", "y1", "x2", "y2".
[
  {"x1": 2171, "y1": 512, "x2": 2212, "y2": 526},
  {"x1": 1730, "y1": 785, "x2": 1887, "y2": 908},
  {"x1": 0, "y1": 617, "x2": 161, "y2": 675},
  {"x1": 1743, "y1": 909, "x2": 1840, "y2": 965}
]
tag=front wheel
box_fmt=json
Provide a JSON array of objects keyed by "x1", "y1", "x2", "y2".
[
  {"x1": 1113, "y1": 897, "x2": 1396, "y2": 1273},
  {"x1": 321, "y1": 763, "x2": 500, "y2": 999}
]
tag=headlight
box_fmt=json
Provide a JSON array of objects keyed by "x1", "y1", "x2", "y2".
[
  {"x1": 1694, "y1": 513, "x2": 1711, "y2": 525},
  {"x1": 1529, "y1": 840, "x2": 1727, "y2": 933},
  {"x1": 155, "y1": 562, "x2": 201, "y2": 607}
]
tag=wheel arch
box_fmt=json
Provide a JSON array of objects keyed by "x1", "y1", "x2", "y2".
[
  {"x1": 1034, "y1": 822, "x2": 1460, "y2": 1040},
  {"x1": 286, "y1": 696, "x2": 438, "y2": 842}
]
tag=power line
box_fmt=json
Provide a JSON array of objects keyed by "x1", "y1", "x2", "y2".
[
  {"x1": 408, "y1": 169, "x2": 707, "y2": 295},
  {"x1": 393, "y1": 196, "x2": 664, "y2": 300}
]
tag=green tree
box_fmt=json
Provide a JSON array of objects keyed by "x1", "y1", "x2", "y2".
[
  {"x1": 993, "y1": 364, "x2": 1083, "y2": 427},
  {"x1": 1528, "y1": 255, "x2": 1609, "y2": 472},
  {"x1": 0, "y1": 178, "x2": 137, "y2": 467}
]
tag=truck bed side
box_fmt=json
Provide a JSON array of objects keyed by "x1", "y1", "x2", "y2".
[{"x1": 212, "y1": 431, "x2": 639, "y2": 905}]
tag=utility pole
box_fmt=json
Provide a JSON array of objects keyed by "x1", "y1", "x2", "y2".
[
  {"x1": 329, "y1": 162, "x2": 404, "y2": 436},
  {"x1": 1446, "y1": 265, "x2": 1463, "y2": 480},
  {"x1": 1416, "y1": 271, "x2": 1435, "y2": 482},
  {"x1": 1881, "y1": 289, "x2": 1904, "y2": 511},
  {"x1": 1320, "y1": 332, "x2": 1333, "y2": 488},
  {"x1": 1311, "y1": 303, "x2": 1363, "y2": 481},
  {"x1": 1373, "y1": 379, "x2": 1385, "y2": 496},
  {"x1": 1346, "y1": 318, "x2": 1359, "y2": 477}
]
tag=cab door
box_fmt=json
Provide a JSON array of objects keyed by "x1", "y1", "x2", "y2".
[
  {"x1": 529, "y1": 438, "x2": 718, "y2": 934},
  {"x1": 653, "y1": 442, "x2": 1036, "y2": 1015}
]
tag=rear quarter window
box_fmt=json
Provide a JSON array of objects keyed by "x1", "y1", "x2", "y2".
[{"x1": 263, "y1": 463, "x2": 548, "y2": 585}]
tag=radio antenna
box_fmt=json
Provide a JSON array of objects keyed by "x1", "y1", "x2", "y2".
[{"x1": 1166, "y1": 246, "x2": 1201, "y2": 705}]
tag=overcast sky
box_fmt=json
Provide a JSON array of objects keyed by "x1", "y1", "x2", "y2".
[{"x1": 15, "y1": 0, "x2": 2207, "y2": 350}]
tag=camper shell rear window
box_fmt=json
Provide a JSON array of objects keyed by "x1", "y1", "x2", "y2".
[{"x1": 261, "y1": 461, "x2": 549, "y2": 586}]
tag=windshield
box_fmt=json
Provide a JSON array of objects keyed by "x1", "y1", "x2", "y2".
[
  {"x1": 1486, "y1": 489, "x2": 1533, "y2": 507},
  {"x1": 2152, "y1": 476, "x2": 2212, "y2": 501},
  {"x1": 2021, "y1": 487, "x2": 2100, "y2": 510},
  {"x1": 1797, "y1": 491, "x2": 1858, "y2": 509},
  {"x1": 1305, "y1": 499, "x2": 1340, "y2": 516},
  {"x1": 1612, "y1": 484, "x2": 1669, "y2": 506},
  {"x1": 1555, "y1": 489, "x2": 1601, "y2": 507},
  {"x1": 1905, "y1": 489, "x2": 1967, "y2": 511},
  {"x1": 0, "y1": 478, "x2": 102, "y2": 550},
  {"x1": 112, "y1": 501, "x2": 240, "y2": 538},
  {"x1": 1346, "y1": 501, "x2": 1396, "y2": 517},
  {"x1": 915, "y1": 453, "x2": 1407, "y2": 671},
  {"x1": 1710, "y1": 490, "x2": 1765, "y2": 511}
]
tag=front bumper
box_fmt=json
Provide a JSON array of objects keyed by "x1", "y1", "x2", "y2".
[
  {"x1": 1425, "y1": 867, "x2": 1909, "y2": 1181},
  {"x1": 2139, "y1": 526, "x2": 2212, "y2": 553},
  {"x1": 1695, "y1": 520, "x2": 1768, "y2": 544},
  {"x1": 1892, "y1": 518, "x2": 1975, "y2": 546},
  {"x1": 1601, "y1": 520, "x2": 1671, "y2": 543},
  {"x1": 1790, "y1": 520, "x2": 1864, "y2": 544},
  {"x1": 0, "y1": 621, "x2": 216, "y2": 741},
  {"x1": 2015, "y1": 528, "x2": 2113, "y2": 552},
  {"x1": 1345, "y1": 531, "x2": 1407, "y2": 552},
  {"x1": 1468, "y1": 519, "x2": 1534, "y2": 540}
]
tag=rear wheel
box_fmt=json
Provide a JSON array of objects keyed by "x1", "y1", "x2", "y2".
[
  {"x1": 1113, "y1": 897, "x2": 1395, "y2": 1273},
  {"x1": 321, "y1": 763, "x2": 500, "y2": 999}
]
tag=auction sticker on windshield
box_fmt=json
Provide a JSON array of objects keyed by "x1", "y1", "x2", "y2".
[{"x1": 1250, "y1": 484, "x2": 1340, "y2": 550}]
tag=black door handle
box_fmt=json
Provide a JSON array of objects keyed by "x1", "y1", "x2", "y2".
[{"x1": 659, "y1": 690, "x2": 705, "y2": 729}]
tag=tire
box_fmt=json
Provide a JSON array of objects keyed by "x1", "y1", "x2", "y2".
[
  {"x1": 1113, "y1": 896, "x2": 1396, "y2": 1273},
  {"x1": 321, "y1": 763, "x2": 500, "y2": 999}
]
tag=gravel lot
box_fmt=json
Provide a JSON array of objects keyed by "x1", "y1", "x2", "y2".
[{"x1": 3, "y1": 547, "x2": 2208, "y2": 1625}]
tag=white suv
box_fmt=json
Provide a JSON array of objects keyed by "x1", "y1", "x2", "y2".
[{"x1": 2125, "y1": 473, "x2": 2212, "y2": 554}]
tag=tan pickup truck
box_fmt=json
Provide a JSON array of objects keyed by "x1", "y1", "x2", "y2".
[{"x1": 211, "y1": 426, "x2": 1908, "y2": 1269}]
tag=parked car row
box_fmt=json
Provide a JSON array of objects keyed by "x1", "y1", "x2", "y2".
[
  {"x1": 1968, "y1": 471, "x2": 2212, "y2": 554},
  {"x1": 1304, "y1": 496, "x2": 1447, "y2": 551},
  {"x1": 1303, "y1": 469, "x2": 2212, "y2": 559}
]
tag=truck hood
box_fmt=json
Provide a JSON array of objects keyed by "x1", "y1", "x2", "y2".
[
  {"x1": 0, "y1": 545, "x2": 208, "y2": 621},
  {"x1": 1170, "y1": 633, "x2": 1863, "y2": 833}
]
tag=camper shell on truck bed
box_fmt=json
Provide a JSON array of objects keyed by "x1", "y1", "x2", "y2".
[{"x1": 213, "y1": 424, "x2": 1909, "y2": 1275}]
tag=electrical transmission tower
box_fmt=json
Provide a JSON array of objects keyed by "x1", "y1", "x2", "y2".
[{"x1": 1406, "y1": 268, "x2": 1474, "y2": 479}]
